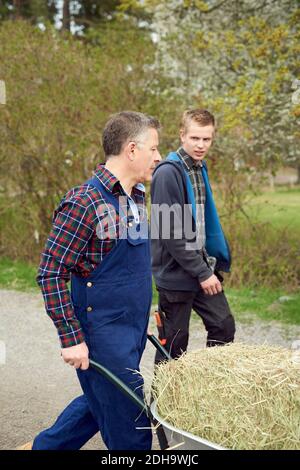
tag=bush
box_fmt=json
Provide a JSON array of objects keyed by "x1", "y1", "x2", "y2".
[
  {"x1": 0, "y1": 20, "x2": 180, "y2": 262},
  {"x1": 224, "y1": 216, "x2": 299, "y2": 290},
  {"x1": 0, "y1": 20, "x2": 299, "y2": 292}
]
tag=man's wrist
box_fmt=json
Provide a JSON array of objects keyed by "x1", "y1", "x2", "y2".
[
  {"x1": 198, "y1": 271, "x2": 213, "y2": 283},
  {"x1": 58, "y1": 328, "x2": 85, "y2": 349}
]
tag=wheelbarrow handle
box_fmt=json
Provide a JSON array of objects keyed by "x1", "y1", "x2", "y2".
[
  {"x1": 89, "y1": 359, "x2": 147, "y2": 413},
  {"x1": 89, "y1": 358, "x2": 169, "y2": 450},
  {"x1": 89, "y1": 334, "x2": 170, "y2": 412},
  {"x1": 147, "y1": 333, "x2": 171, "y2": 361},
  {"x1": 89, "y1": 333, "x2": 170, "y2": 450}
]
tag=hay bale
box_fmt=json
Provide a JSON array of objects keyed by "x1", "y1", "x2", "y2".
[{"x1": 153, "y1": 343, "x2": 300, "y2": 449}]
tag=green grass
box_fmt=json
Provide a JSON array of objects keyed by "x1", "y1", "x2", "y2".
[
  {"x1": 152, "y1": 278, "x2": 159, "y2": 305},
  {"x1": 225, "y1": 287, "x2": 300, "y2": 325},
  {"x1": 0, "y1": 257, "x2": 38, "y2": 291},
  {"x1": 0, "y1": 257, "x2": 299, "y2": 325},
  {"x1": 247, "y1": 187, "x2": 300, "y2": 232}
]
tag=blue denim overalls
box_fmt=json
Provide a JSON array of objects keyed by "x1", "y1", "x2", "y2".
[{"x1": 33, "y1": 176, "x2": 152, "y2": 450}]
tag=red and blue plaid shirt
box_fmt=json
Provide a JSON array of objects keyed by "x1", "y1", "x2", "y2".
[{"x1": 37, "y1": 164, "x2": 146, "y2": 348}]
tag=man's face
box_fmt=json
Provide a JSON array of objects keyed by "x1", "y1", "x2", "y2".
[
  {"x1": 133, "y1": 128, "x2": 161, "y2": 183},
  {"x1": 180, "y1": 121, "x2": 214, "y2": 162}
]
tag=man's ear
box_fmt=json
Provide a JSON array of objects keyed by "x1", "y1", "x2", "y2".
[
  {"x1": 179, "y1": 129, "x2": 185, "y2": 143},
  {"x1": 126, "y1": 141, "x2": 136, "y2": 161}
]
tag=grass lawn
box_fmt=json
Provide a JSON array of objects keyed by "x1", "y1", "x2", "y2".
[
  {"x1": 225, "y1": 287, "x2": 300, "y2": 325},
  {"x1": 247, "y1": 186, "x2": 300, "y2": 232},
  {"x1": 0, "y1": 258, "x2": 299, "y2": 325},
  {"x1": 0, "y1": 257, "x2": 38, "y2": 291}
]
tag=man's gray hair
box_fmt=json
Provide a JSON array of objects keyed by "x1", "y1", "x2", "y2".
[{"x1": 102, "y1": 111, "x2": 160, "y2": 159}]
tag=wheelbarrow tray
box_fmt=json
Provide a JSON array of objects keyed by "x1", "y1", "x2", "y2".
[
  {"x1": 150, "y1": 401, "x2": 226, "y2": 450},
  {"x1": 90, "y1": 334, "x2": 225, "y2": 450}
]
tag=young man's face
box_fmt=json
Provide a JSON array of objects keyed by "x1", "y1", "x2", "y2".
[
  {"x1": 134, "y1": 128, "x2": 161, "y2": 183},
  {"x1": 180, "y1": 121, "x2": 214, "y2": 162}
]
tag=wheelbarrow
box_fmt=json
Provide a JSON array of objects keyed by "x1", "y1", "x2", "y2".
[{"x1": 89, "y1": 334, "x2": 225, "y2": 450}]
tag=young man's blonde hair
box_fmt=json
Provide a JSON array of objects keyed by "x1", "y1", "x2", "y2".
[{"x1": 180, "y1": 109, "x2": 215, "y2": 134}]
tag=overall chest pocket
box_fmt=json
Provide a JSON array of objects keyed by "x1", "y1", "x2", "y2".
[
  {"x1": 127, "y1": 237, "x2": 150, "y2": 273},
  {"x1": 126, "y1": 220, "x2": 150, "y2": 274}
]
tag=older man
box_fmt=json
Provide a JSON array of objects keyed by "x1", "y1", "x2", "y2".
[{"x1": 32, "y1": 111, "x2": 161, "y2": 450}]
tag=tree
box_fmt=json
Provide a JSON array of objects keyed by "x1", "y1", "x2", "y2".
[
  {"x1": 73, "y1": 0, "x2": 121, "y2": 32},
  {"x1": 0, "y1": 0, "x2": 57, "y2": 23},
  {"x1": 124, "y1": 0, "x2": 300, "y2": 180},
  {"x1": 0, "y1": 1, "x2": 141, "y2": 33},
  {"x1": 66, "y1": 0, "x2": 149, "y2": 35},
  {"x1": 0, "y1": 19, "x2": 179, "y2": 261},
  {"x1": 62, "y1": 0, "x2": 70, "y2": 30}
]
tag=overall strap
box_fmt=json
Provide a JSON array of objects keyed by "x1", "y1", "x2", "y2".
[
  {"x1": 86, "y1": 176, "x2": 148, "y2": 242},
  {"x1": 86, "y1": 176, "x2": 121, "y2": 216}
]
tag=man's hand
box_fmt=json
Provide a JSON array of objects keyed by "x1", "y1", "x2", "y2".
[
  {"x1": 61, "y1": 342, "x2": 89, "y2": 370},
  {"x1": 200, "y1": 274, "x2": 222, "y2": 296}
]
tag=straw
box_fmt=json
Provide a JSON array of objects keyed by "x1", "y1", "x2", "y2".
[{"x1": 152, "y1": 343, "x2": 300, "y2": 450}]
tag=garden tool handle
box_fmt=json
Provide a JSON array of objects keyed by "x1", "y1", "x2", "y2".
[
  {"x1": 147, "y1": 333, "x2": 171, "y2": 361},
  {"x1": 153, "y1": 311, "x2": 166, "y2": 345}
]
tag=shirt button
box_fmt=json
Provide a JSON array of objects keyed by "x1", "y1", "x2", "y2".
[
  {"x1": 87, "y1": 306, "x2": 93, "y2": 312},
  {"x1": 87, "y1": 282, "x2": 93, "y2": 287},
  {"x1": 128, "y1": 222, "x2": 133, "y2": 227}
]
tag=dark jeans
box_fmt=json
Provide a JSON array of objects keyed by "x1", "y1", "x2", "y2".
[{"x1": 154, "y1": 284, "x2": 235, "y2": 364}]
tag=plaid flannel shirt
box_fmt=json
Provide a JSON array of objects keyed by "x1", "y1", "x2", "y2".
[
  {"x1": 37, "y1": 164, "x2": 146, "y2": 348},
  {"x1": 177, "y1": 146, "x2": 206, "y2": 249}
]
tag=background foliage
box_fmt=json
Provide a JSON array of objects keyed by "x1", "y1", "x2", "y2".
[{"x1": 0, "y1": 0, "x2": 299, "y2": 291}]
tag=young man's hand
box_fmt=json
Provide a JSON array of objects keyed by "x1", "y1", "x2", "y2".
[
  {"x1": 200, "y1": 274, "x2": 222, "y2": 296},
  {"x1": 61, "y1": 342, "x2": 89, "y2": 370}
]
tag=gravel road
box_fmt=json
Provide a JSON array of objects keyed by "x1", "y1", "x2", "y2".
[{"x1": 0, "y1": 289, "x2": 299, "y2": 450}]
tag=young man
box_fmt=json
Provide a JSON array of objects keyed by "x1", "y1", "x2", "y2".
[
  {"x1": 32, "y1": 111, "x2": 161, "y2": 450},
  {"x1": 151, "y1": 109, "x2": 235, "y2": 363}
]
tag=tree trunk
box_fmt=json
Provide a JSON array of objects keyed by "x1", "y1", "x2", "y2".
[
  {"x1": 62, "y1": 0, "x2": 71, "y2": 31},
  {"x1": 13, "y1": 0, "x2": 22, "y2": 18}
]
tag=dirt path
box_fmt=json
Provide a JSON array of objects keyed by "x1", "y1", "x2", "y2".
[{"x1": 1, "y1": 289, "x2": 299, "y2": 450}]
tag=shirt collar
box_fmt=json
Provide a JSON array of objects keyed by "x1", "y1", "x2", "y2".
[
  {"x1": 135, "y1": 183, "x2": 145, "y2": 192},
  {"x1": 177, "y1": 147, "x2": 203, "y2": 169},
  {"x1": 93, "y1": 164, "x2": 145, "y2": 196}
]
